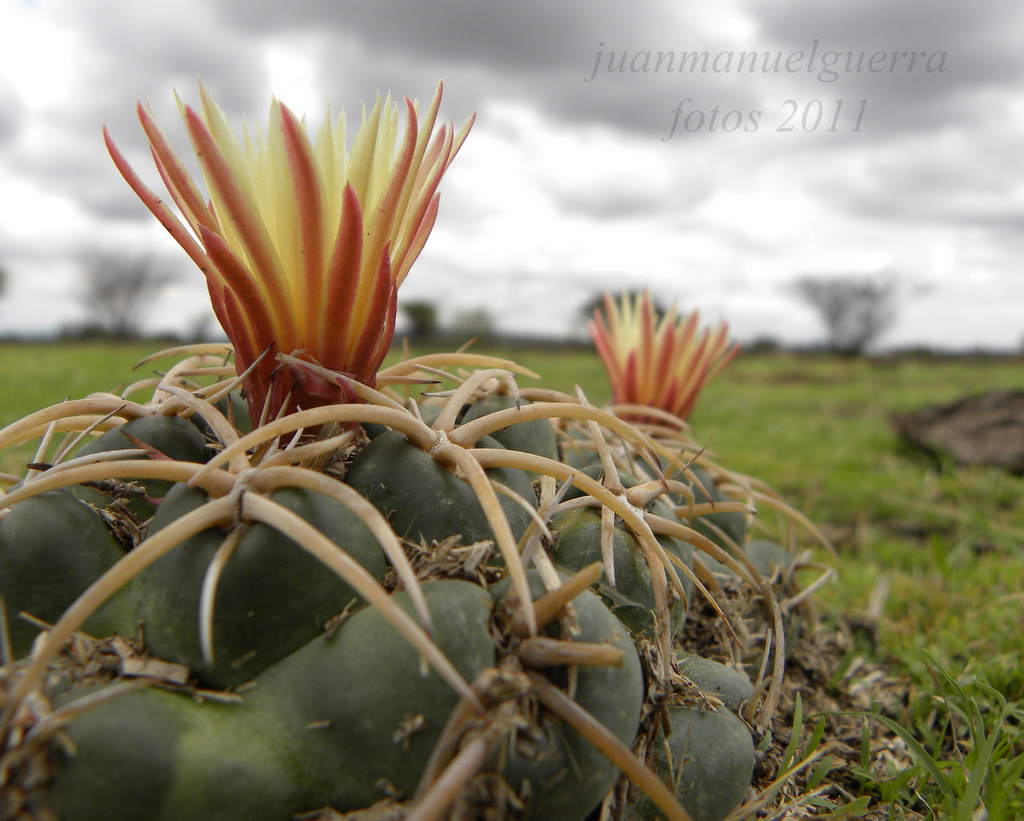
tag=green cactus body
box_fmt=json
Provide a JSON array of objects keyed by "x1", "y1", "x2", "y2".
[
  {"x1": 697, "y1": 539, "x2": 793, "y2": 580},
  {"x1": 675, "y1": 653, "x2": 754, "y2": 713},
  {"x1": 556, "y1": 426, "x2": 601, "y2": 469},
  {"x1": 363, "y1": 401, "x2": 440, "y2": 441},
  {"x1": 255, "y1": 578, "x2": 497, "y2": 809},
  {"x1": 190, "y1": 392, "x2": 253, "y2": 441},
  {"x1": 459, "y1": 395, "x2": 560, "y2": 465},
  {"x1": 743, "y1": 539, "x2": 794, "y2": 577},
  {"x1": 0, "y1": 343, "x2": 813, "y2": 821},
  {"x1": 675, "y1": 464, "x2": 747, "y2": 550},
  {"x1": 48, "y1": 685, "x2": 303, "y2": 821},
  {"x1": 72, "y1": 415, "x2": 211, "y2": 518},
  {"x1": 45, "y1": 580, "x2": 495, "y2": 819},
  {"x1": 345, "y1": 429, "x2": 537, "y2": 547},
  {"x1": 0, "y1": 490, "x2": 130, "y2": 658},
  {"x1": 133, "y1": 483, "x2": 387, "y2": 687},
  {"x1": 549, "y1": 506, "x2": 686, "y2": 639},
  {"x1": 554, "y1": 464, "x2": 695, "y2": 636},
  {"x1": 38, "y1": 577, "x2": 649, "y2": 820},
  {"x1": 491, "y1": 572, "x2": 644, "y2": 821},
  {"x1": 629, "y1": 706, "x2": 756, "y2": 821}
]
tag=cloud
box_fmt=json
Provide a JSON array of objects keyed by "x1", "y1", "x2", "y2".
[
  {"x1": 206, "y1": 0, "x2": 655, "y2": 68},
  {"x1": 0, "y1": 76, "x2": 24, "y2": 144},
  {"x1": 1, "y1": 0, "x2": 1023, "y2": 348},
  {"x1": 753, "y1": 0, "x2": 1024, "y2": 134}
]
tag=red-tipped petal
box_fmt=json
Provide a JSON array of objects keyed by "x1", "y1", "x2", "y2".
[
  {"x1": 288, "y1": 361, "x2": 350, "y2": 402},
  {"x1": 368, "y1": 97, "x2": 419, "y2": 268},
  {"x1": 104, "y1": 126, "x2": 212, "y2": 276},
  {"x1": 279, "y1": 102, "x2": 326, "y2": 328},
  {"x1": 200, "y1": 226, "x2": 283, "y2": 346},
  {"x1": 349, "y1": 250, "x2": 396, "y2": 380},
  {"x1": 393, "y1": 192, "x2": 440, "y2": 286},
  {"x1": 183, "y1": 105, "x2": 293, "y2": 319},
  {"x1": 138, "y1": 102, "x2": 218, "y2": 236},
  {"x1": 322, "y1": 183, "x2": 365, "y2": 367}
]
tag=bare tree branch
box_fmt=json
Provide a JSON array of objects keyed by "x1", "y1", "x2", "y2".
[
  {"x1": 78, "y1": 250, "x2": 174, "y2": 339},
  {"x1": 794, "y1": 274, "x2": 900, "y2": 355}
]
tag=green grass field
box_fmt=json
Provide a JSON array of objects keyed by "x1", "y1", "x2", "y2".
[
  {"x1": 2, "y1": 340, "x2": 1023, "y2": 815},
  {"x1": 692, "y1": 353, "x2": 1024, "y2": 685}
]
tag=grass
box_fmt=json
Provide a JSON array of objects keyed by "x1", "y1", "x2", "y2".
[
  {"x1": 687, "y1": 353, "x2": 1024, "y2": 693},
  {"x1": 0, "y1": 340, "x2": 189, "y2": 479},
  {"x1": 676, "y1": 352, "x2": 1024, "y2": 817},
  {"x1": 0, "y1": 341, "x2": 162, "y2": 425},
  {"x1": 2, "y1": 340, "x2": 1022, "y2": 815}
]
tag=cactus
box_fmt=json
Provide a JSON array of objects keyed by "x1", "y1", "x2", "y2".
[{"x1": 0, "y1": 84, "x2": 835, "y2": 821}]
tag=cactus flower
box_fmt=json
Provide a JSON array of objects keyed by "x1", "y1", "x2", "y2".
[
  {"x1": 589, "y1": 290, "x2": 738, "y2": 422},
  {"x1": 105, "y1": 82, "x2": 473, "y2": 423}
]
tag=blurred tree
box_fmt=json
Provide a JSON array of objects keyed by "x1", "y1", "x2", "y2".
[
  {"x1": 77, "y1": 250, "x2": 174, "y2": 339},
  {"x1": 794, "y1": 274, "x2": 900, "y2": 355},
  {"x1": 579, "y1": 289, "x2": 670, "y2": 325},
  {"x1": 401, "y1": 300, "x2": 438, "y2": 341},
  {"x1": 452, "y1": 306, "x2": 495, "y2": 342}
]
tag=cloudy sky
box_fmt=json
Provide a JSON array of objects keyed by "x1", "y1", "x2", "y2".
[{"x1": 2, "y1": 0, "x2": 1023, "y2": 350}]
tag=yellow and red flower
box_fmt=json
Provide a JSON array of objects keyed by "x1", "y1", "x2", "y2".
[
  {"x1": 105, "y1": 82, "x2": 473, "y2": 424},
  {"x1": 589, "y1": 290, "x2": 738, "y2": 422}
]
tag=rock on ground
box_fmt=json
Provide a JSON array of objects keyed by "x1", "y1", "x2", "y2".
[{"x1": 892, "y1": 389, "x2": 1024, "y2": 473}]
